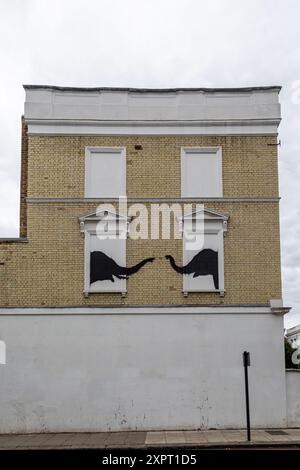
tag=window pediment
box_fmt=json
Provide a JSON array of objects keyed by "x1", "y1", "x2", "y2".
[
  {"x1": 79, "y1": 210, "x2": 131, "y2": 236},
  {"x1": 179, "y1": 208, "x2": 229, "y2": 234}
]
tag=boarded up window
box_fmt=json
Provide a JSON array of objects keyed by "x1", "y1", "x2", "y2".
[
  {"x1": 182, "y1": 210, "x2": 227, "y2": 293},
  {"x1": 181, "y1": 147, "x2": 223, "y2": 197},
  {"x1": 85, "y1": 147, "x2": 126, "y2": 197}
]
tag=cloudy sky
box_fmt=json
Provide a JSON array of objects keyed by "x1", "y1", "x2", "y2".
[{"x1": 0, "y1": 0, "x2": 299, "y2": 327}]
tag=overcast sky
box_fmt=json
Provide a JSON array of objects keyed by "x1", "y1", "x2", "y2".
[{"x1": 0, "y1": 0, "x2": 299, "y2": 327}]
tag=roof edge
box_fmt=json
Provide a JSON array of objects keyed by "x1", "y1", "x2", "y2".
[{"x1": 23, "y1": 85, "x2": 282, "y2": 93}]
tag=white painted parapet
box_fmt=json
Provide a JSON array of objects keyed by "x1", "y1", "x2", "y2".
[{"x1": 23, "y1": 85, "x2": 281, "y2": 135}]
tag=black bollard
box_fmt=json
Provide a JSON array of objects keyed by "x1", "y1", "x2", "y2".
[{"x1": 243, "y1": 351, "x2": 251, "y2": 441}]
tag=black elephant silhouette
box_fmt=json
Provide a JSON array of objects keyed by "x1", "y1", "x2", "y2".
[
  {"x1": 165, "y1": 249, "x2": 219, "y2": 289},
  {"x1": 90, "y1": 251, "x2": 155, "y2": 284}
]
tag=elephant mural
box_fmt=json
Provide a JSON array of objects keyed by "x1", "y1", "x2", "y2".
[
  {"x1": 165, "y1": 249, "x2": 219, "y2": 289},
  {"x1": 90, "y1": 251, "x2": 155, "y2": 284}
]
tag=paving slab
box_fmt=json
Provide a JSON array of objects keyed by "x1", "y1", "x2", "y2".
[
  {"x1": 123, "y1": 431, "x2": 147, "y2": 446},
  {"x1": 265, "y1": 432, "x2": 292, "y2": 442},
  {"x1": 286, "y1": 428, "x2": 300, "y2": 436},
  {"x1": 62, "y1": 433, "x2": 108, "y2": 449},
  {"x1": 285, "y1": 430, "x2": 300, "y2": 441},
  {"x1": 9, "y1": 433, "x2": 55, "y2": 448},
  {"x1": 0, "y1": 429, "x2": 299, "y2": 449},
  {"x1": 0, "y1": 434, "x2": 26, "y2": 447},
  {"x1": 165, "y1": 431, "x2": 185, "y2": 444},
  {"x1": 145, "y1": 431, "x2": 166, "y2": 445},
  {"x1": 250, "y1": 430, "x2": 273, "y2": 442},
  {"x1": 37, "y1": 433, "x2": 76, "y2": 448},
  {"x1": 220, "y1": 430, "x2": 246, "y2": 442},
  {"x1": 106, "y1": 431, "x2": 140, "y2": 447},
  {"x1": 204, "y1": 431, "x2": 227, "y2": 443},
  {"x1": 184, "y1": 431, "x2": 208, "y2": 444}
]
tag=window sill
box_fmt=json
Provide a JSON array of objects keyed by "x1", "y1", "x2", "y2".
[
  {"x1": 182, "y1": 289, "x2": 225, "y2": 297},
  {"x1": 84, "y1": 290, "x2": 127, "y2": 297}
]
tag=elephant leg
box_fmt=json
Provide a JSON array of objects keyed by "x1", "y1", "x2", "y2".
[{"x1": 213, "y1": 272, "x2": 219, "y2": 289}]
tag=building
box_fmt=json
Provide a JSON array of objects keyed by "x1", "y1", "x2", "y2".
[
  {"x1": 0, "y1": 85, "x2": 291, "y2": 433},
  {"x1": 286, "y1": 325, "x2": 300, "y2": 349}
]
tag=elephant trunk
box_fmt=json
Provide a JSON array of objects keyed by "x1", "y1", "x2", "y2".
[
  {"x1": 122, "y1": 257, "x2": 154, "y2": 275},
  {"x1": 166, "y1": 255, "x2": 185, "y2": 274}
]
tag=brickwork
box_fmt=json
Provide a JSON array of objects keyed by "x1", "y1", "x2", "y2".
[
  {"x1": 19, "y1": 117, "x2": 28, "y2": 237},
  {"x1": 27, "y1": 135, "x2": 279, "y2": 198},
  {"x1": 0, "y1": 133, "x2": 282, "y2": 307},
  {"x1": 0, "y1": 201, "x2": 281, "y2": 307}
]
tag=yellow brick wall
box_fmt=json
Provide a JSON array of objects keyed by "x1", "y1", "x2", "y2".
[
  {"x1": 0, "y1": 134, "x2": 282, "y2": 307},
  {"x1": 0, "y1": 202, "x2": 282, "y2": 307},
  {"x1": 27, "y1": 135, "x2": 279, "y2": 198}
]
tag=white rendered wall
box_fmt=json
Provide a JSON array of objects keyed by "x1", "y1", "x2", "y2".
[
  {"x1": 0, "y1": 312, "x2": 286, "y2": 433},
  {"x1": 24, "y1": 88, "x2": 281, "y2": 122},
  {"x1": 286, "y1": 370, "x2": 300, "y2": 427},
  {"x1": 24, "y1": 87, "x2": 281, "y2": 135}
]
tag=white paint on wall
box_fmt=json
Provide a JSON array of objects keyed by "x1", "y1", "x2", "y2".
[
  {"x1": 0, "y1": 311, "x2": 286, "y2": 433},
  {"x1": 286, "y1": 370, "x2": 300, "y2": 427}
]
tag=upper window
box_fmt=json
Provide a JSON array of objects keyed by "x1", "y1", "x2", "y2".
[
  {"x1": 85, "y1": 147, "x2": 126, "y2": 198},
  {"x1": 181, "y1": 147, "x2": 223, "y2": 197}
]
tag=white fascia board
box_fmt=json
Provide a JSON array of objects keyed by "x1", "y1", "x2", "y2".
[{"x1": 26, "y1": 119, "x2": 280, "y2": 136}]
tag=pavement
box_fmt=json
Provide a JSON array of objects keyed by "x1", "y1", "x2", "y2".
[{"x1": 0, "y1": 428, "x2": 300, "y2": 449}]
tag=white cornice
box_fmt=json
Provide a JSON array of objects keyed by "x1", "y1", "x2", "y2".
[{"x1": 26, "y1": 118, "x2": 280, "y2": 136}]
